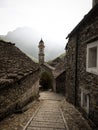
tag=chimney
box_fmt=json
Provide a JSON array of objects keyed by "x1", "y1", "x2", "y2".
[{"x1": 92, "y1": 0, "x2": 98, "y2": 7}]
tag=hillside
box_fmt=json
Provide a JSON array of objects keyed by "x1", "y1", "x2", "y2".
[{"x1": 48, "y1": 53, "x2": 65, "y2": 68}]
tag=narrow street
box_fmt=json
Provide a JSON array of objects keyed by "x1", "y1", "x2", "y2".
[
  {"x1": 0, "y1": 91, "x2": 92, "y2": 130},
  {"x1": 24, "y1": 91, "x2": 67, "y2": 130}
]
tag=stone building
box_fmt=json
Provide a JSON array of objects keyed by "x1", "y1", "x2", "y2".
[
  {"x1": 38, "y1": 39, "x2": 66, "y2": 93},
  {"x1": 0, "y1": 40, "x2": 39, "y2": 120},
  {"x1": 65, "y1": 1, "x2": 98, "y2": 127},
  {"x1": 51, "y1": 57, "x2": 66, "y2": 95}
]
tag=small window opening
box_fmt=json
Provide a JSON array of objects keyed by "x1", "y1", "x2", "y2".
[{"x1": 88, "y1": 46, "x2": 97, "y2": 68}]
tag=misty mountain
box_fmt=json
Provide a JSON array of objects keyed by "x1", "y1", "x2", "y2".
[{"x1": 0, "y1": 27, "x2": 65, "y2": 61}]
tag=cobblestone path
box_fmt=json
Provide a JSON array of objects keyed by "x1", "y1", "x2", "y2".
[{"x1": 24, "y1": 91, "x2": 67, "y2": 130}]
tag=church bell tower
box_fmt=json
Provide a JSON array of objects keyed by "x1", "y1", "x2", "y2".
[{"x1": 38, "y1": 39, "x2": 45, "y2": 65}]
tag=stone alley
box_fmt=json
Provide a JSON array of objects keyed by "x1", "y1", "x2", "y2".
[
  {"x1": 24, "y1": 91, "x2": 66, "y2": 130},
  {"x1": 0, "y1": 1, "x2": 98, "y2": 129},
  {"x1": 0, "y1": 91, "x2": 92, "y2": 130}
]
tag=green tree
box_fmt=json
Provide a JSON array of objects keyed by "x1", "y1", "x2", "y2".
[{"x1": 40, "y1": 72, "x2": 52, "y2": 90}]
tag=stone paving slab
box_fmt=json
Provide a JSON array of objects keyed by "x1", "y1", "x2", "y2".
[
  {"x1": 34, "y1": 115, "x2": 63, "y2": 120},
  {"x1": 33, "y1": 118, "x2": 64, "y2": 123},
  {"x1": 25, "y1": 92, "x2": 66, "y2": 130},
  {"x1": 36, "y1": 111, "x2": 60, "y2": 115},
  {"x1": 39, "y1": 91, "x2": 64, "y2": 101},
  {"x1": 27, "y1": 127, "x2": 65, "y2": 130},
  {"x1": 29, "y1": 120, "x2": 65, "y2": 128}
]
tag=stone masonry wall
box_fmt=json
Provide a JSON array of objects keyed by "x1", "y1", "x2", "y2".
[
  {"x1": 77, "y1": 11, "x2": 98, "y2": 125},
  {"x1": 66, "y1": 7, "x2": 98, "y2": 126},
  {"x1": 66, "y1": 35, "x2": 77, "y2": 104},
  {"x1": 56, "y1": 71, "x2": 66, "y2": 95},
  {"x1": 0, "y1": 40, "x2": 40, "y2": 121},
  {"x1": 0, "y1": 70, "x2": 39, "y2": 121}
]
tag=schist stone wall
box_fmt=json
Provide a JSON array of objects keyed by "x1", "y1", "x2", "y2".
[
  {"x1": 66, "y1": 4, "x2": 98, "y2": 126},
  {"x1": 77, "y1": 9, "x2": 98, "y2": 125},
  {"x1": 0, "y1": 40, "x2": 39, "y2": 120},
  {"x1": 66, "y1": 35, "x2": 77, "y2": 104},
  {"x1": 56, "y1": 71, "x2": 66, "y2": 95}
]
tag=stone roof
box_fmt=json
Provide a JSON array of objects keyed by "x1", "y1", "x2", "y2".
[
  {"x1": 66, "y1": 3, "x2": 98, "y2": 38},
  {"x1": 43, "y1": 63, "x2": 55, "y2": 70},
  {"x1": 53, "y1": 62, "x2": 65, "y2": 78},
  {"x1": 0, "y1": 40, "x2": 39, "y2": 88},
  {"x1": 48, "y1": 55, "x2": 65, "y2": 78}
]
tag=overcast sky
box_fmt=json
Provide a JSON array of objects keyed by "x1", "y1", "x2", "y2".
[{"x1": 0, "y1": 0, "x2": 92, "y2": 50}]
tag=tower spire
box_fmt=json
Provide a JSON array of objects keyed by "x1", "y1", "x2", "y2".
[{"x1": 38, "y1": 39, "x2": 45, "y2": 65}]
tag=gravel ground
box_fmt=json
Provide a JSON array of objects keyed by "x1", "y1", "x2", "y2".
[
  {"x1": 0, "y1": 100, "x2": 40, "y2": 130},
  {"x1": 61, "y1": 99, "x2": 92, "y2": 130}
]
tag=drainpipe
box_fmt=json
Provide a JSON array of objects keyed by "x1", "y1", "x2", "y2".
[{"x1": 75, "y1": 32, "x2": 79, "y2": 106}]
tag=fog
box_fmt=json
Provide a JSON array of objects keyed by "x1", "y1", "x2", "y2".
[
  {"x1": 0, "y1": 0, "x2": 92, "y2": 61},
  {"x1": 1, "y1": 27, "x2": 64, "y2": 61}
]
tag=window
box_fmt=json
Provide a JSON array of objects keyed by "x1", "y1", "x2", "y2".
[
  {"x1": 86, "y1": 41, "x2": 98, "y2": 75},
  {"x1": 88, "y1": 47, "x2": 97, "y2": 68}
]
